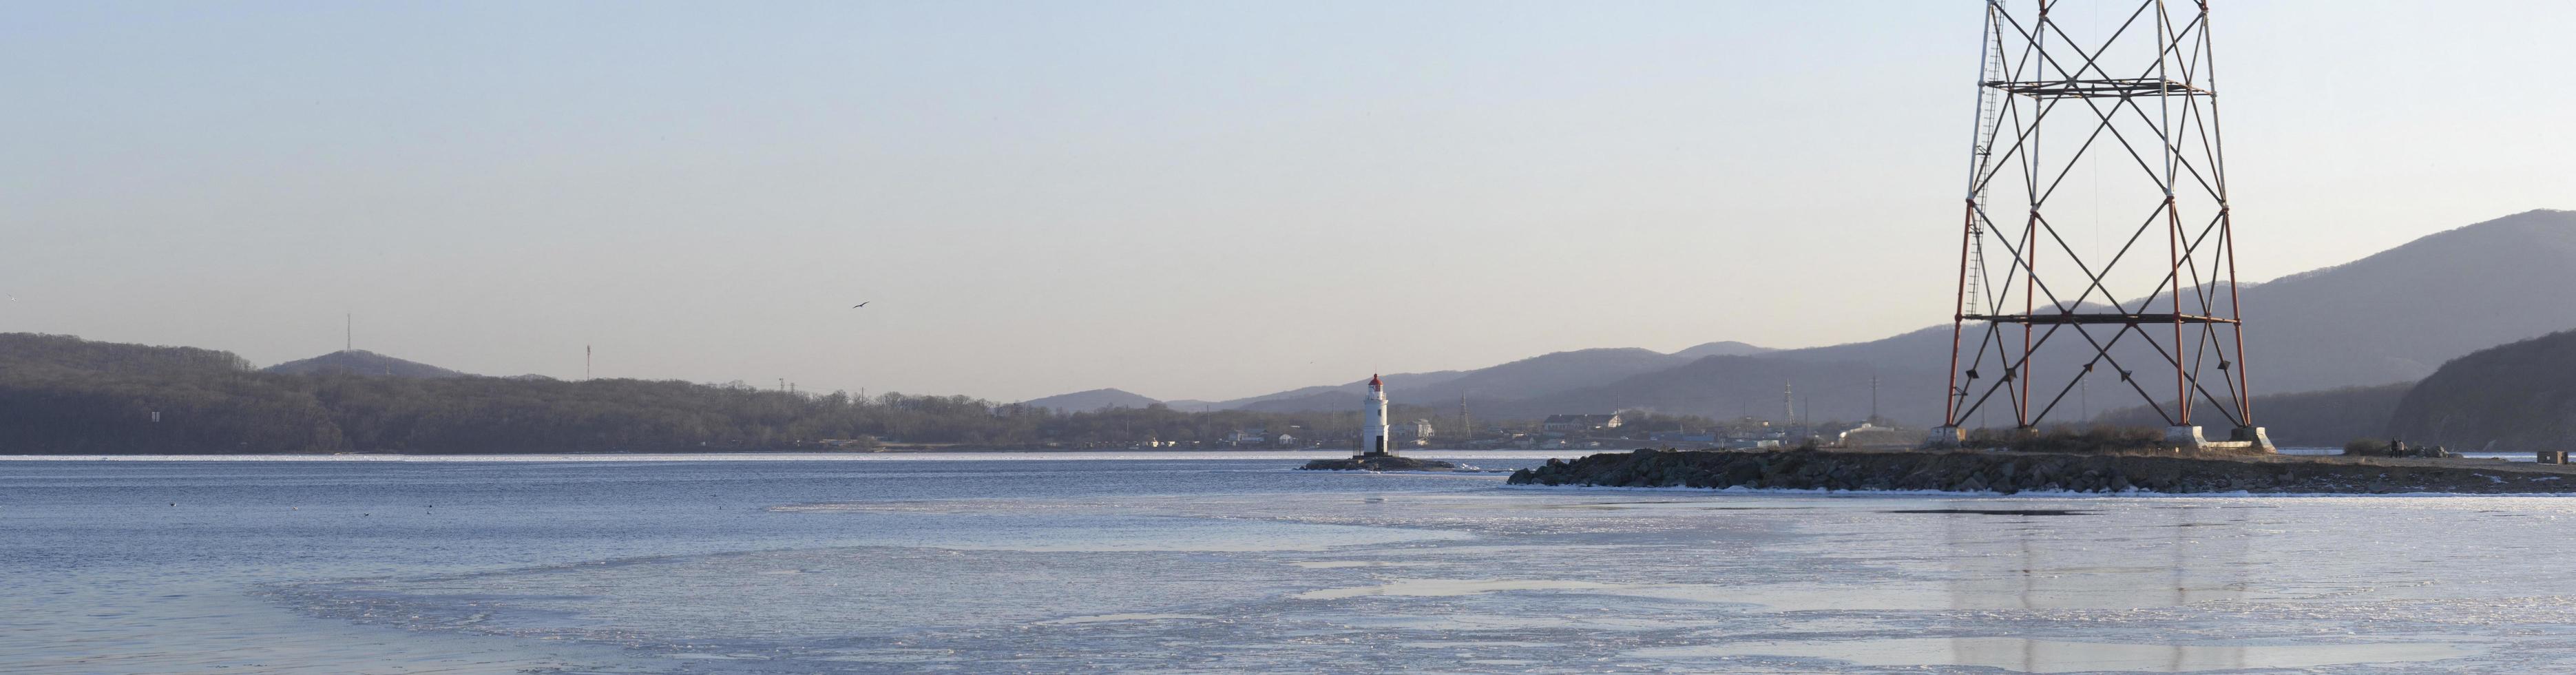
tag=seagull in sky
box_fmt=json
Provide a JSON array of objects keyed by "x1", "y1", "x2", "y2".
[{"x1": 851, "y1": 302, "x2": 870, "y2": 308}]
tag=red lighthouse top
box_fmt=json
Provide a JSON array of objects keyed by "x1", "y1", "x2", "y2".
[{"x1": 1369, "y1": 374, "x2": 1382, "y2": 387}]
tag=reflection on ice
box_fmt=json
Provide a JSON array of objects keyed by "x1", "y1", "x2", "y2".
[
  {"x1": 1295, "y1": 579, "x2": 1620, "y2": 599},
  {"x1": 1291, "y1": 575, "x2": 2256, "y2": 610},
  {"x1": 1640, "y1": 636, "x2": 2476, "y2": 672},
  {"x1": 1032, "y1": 613, "x2": 1217, "y2": 625}
]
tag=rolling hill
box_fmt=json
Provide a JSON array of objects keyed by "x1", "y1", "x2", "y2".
[
  {"x1": 2385, "y1": 329, "x2": 2576, "y2": 453},
  {"x1": 1170, "y1": 209, "x2": 2576, "y2": 426},
  {"x1": 1021, "y1": 388, "x2": 1161, "y2": 412},
  {"x1": 1228, "y1": 348, "x2": 1711, "y2": 415},
  {"x1": 1634, "y1": 209, "x2": 2576, "y2": 424},
  {"x1": 264, "y1": 350, "x2": 468, "y2": 378}
]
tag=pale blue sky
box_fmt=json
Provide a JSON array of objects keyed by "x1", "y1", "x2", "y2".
[{"x1": 4, "y1": 1, "x2": 2570, "y2": 402}]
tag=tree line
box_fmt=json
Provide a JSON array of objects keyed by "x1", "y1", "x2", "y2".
[{"x1": 0, "y1": 333, "x2": 1463, "y2": 454}]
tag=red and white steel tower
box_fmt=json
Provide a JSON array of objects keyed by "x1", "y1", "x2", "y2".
[{"x1": 1937, "y1": 0, "x2": 2264, "y2": 449}]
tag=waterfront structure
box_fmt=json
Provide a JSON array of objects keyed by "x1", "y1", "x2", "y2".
[
  {"x1": 1541, "y1": 414, "x2": 1624, "y2": 434},
  {"x1": 1937, "y1": 0, "x2": 2267, "y2": 450},
  {"x1": 1402, "y1": 419, "x2": 1435, "y2": 446},
  {"x1": 1359, "y1": 375, "x2": 1393, "y2": 457}
]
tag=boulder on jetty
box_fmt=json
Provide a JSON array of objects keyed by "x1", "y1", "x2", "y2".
[
  {"x1": 1300, "y1": 455, "x2": 1458, "y2": 471},
  {"x1": 1508, "y1": 448, "x2": 2576, "y2": 495}
]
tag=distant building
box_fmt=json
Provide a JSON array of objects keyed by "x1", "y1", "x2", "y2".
[
  {"x1": 1836, "y1": 422, "x2": 1913, "y2": 448},
  {"x1": 1227, "y1": 428, "x2": 1268, "y2": 447},
  {"x1": 1542, "y1": 413, "x2": 1624, "y2": 434},
  {"x1": 1401, "y1": 419, "x2": 1435, "y2": 446}
]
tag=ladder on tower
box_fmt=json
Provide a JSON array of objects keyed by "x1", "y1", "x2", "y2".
[{"x1": 1963, "y1": 7, "x2": 2009, "y2": 317}]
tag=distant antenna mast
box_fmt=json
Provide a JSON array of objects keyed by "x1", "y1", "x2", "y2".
[
  {"x1": 1783, "y1": 381, "x2": 1794, "y2": 424},
  {"x1": 1870, "y1": 375, "x2": 1881, "y2": 423},
  {"x1": 1458, "y1": 393, "x2": 1472, "y2": 445},
  {"x1": 585, "y1": 344, "x2": 593, "y2": 380},
  {"x1": 344, "y1": 313, "x2": 352, "y2": 352}
]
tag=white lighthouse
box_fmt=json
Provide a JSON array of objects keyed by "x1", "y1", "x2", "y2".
[{"x1": 1359, "y1": 374, "x2": 1394, "y2": 457}]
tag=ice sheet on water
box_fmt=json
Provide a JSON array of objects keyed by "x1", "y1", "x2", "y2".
[
  {"x1": 1294, "y1": 578, "x2": 1624, "y2": 600},
  {"x1": 264, "y1": 477, "x2": 2576, "y2": 672},
  {"x1": 1288, "y1": 560, "x2": 1439, "y2": 569},
  {"x1": 281, "y1": 546, "x2": 1352, "y2": 643},
  {"x1": 1636, "y1": 636, "x2": 2476, "y2": 672}
]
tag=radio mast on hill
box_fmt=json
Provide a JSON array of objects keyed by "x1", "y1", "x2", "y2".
[
  {"x1": 1457, "y1": 393, "x2": 1471, "y2": 446},
  {"x1": 1938, "y1": 0, "x2": 2264, "y2": 449}
]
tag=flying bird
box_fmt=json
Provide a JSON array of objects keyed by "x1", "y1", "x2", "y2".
[{"x1": 851, "y1": 302, "x2": 870, "y2": 308}]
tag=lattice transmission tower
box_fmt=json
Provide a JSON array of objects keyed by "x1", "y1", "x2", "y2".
[{"x1": 1938, "y1": 0, "x2": 2263, "y2": 448}]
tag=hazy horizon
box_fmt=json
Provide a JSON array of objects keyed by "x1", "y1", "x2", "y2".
[{"x1": 7, "y1": 1, "x2": 2572, "y2": 402}]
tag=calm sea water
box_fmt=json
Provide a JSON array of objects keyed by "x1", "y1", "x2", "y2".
[{"x1": 6, "y1": 453, "x2": 2574, "y2": 674}]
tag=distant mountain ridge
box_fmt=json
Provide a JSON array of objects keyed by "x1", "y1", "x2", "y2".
[
  {"x1": 1021, "y1": 388, "x2": 1161, "y2": 412},
  {"x1": 1117, "y1": 209, "x2": 2576, "y2": 426},
  {"x1": 1557, "y1": 209, "x2": 2576, "y2": 426},
  {"x1": 264, "y1": 350, "x2": 468, "y2": 378},
  {"x1": 1671, "y1": 341, "x2": 1775, "y2": 360},
  {"x1": 1031, "y1": 344, "x2": 1777, "y2": 419},
  {"x1": 1214, "y1": 347, "x2": 1742, "y2": 415}
]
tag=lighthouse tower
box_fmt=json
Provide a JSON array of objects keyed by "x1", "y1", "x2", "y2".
[{"x1": 1359, "y1": 374, "x2": 1393, "y2": 457}]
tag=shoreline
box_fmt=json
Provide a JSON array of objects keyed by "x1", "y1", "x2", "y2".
[
  {"x1": 1509, "y1": 448, "x2": 2576, "y2": 495},
  {"x1": 0, "y1": 449, "x2": 1595, "y2": 462}
]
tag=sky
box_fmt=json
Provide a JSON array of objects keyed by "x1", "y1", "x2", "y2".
[{"x1": 3, "y1": 1, "x2": 2571, "y2": 403}]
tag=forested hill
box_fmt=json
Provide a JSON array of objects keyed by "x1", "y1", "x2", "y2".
[
  {"x1": 0, "y1": 333, "x2": 1412, "y2": 455},
  {"x1": 2386, "y1": 329, "x2": 2576, "y2": 453},
  {"x1": 1021, "y1": 388, "x2": 1160, "y2": 412},
  {"x1": 265, "y1": 349, "x2": 466, "y2": 378}
]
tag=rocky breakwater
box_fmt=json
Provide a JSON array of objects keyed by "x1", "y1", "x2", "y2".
[
  {"x1": 1300, "y1": 455, "x2": 1458, "y2": 471},
  {"x1": 1508, "y1": 448, "x2": 2576, "y2": 494}
]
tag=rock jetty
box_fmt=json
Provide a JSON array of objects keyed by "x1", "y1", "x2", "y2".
[
  {"x1": 1300, "y1": 455, "x2": 1458, "y2": 471},
  {"x1": 1508, "y1": 448, "x2": 2576, "y2": 495}
]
